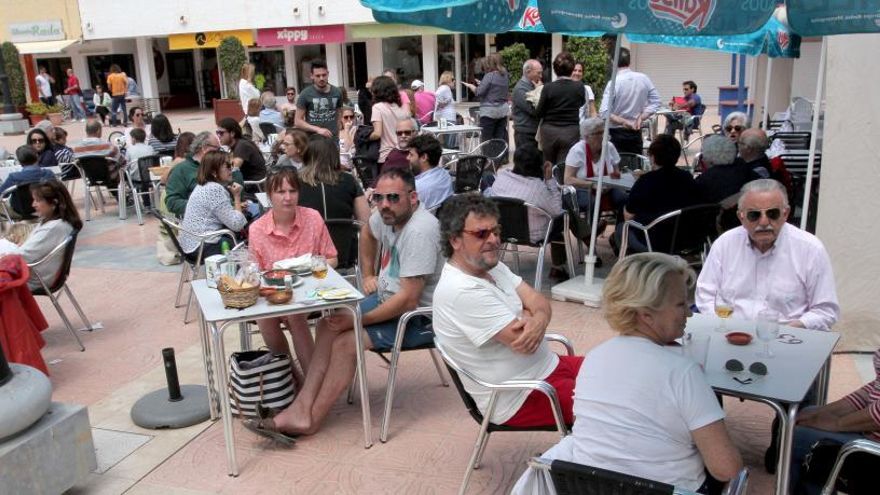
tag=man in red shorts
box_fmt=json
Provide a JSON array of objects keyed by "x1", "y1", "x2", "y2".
[{"x1": 432, "y1": 194, "x2": 583, "y2": 427}]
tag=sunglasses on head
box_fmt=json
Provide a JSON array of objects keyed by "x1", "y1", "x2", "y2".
[
  {"x1": 371, "y1": 192, "x2": 409, "y2": 204},
  {"x1": 462, "y1": 225, "x2": 502, "y2": 240},
  {"x1": 725, "y1": 125, "x2": 745, "y2": 133},
  {"x1": 744, "y1": 208, "x2": 782, "y2": 222},
  {"x1": 396, "y1": 130, "x2": 414, "y2": 137}
]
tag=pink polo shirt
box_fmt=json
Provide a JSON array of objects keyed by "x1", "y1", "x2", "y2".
[{"x1": 248, "y1": 206, "x2": 337, "y2": 270}]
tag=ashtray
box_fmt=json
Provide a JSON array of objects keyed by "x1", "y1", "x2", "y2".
[{"x1": 725, "y1": 331, "x2": 753, "y2": 346}]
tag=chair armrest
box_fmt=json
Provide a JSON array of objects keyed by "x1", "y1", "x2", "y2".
[
  {"x1": 821, "y1": 439, "x2": 880, "y2": 495},
  {"x1": 391, "y1": 307, "x2": 433, "y2": 352},
  {"x1": 27, "y1": 236, "x2": 70, "y2": 269},
  {"x1": 0, "y1": 184, "x2": 17, "y2": 200},
  {"x1": 492, "y1": 379, "x2": 569, "y2": 434},
  {"x1": 544, "y1": 333, "x2": 575, "y2": 356},
  {"x1": 722, "y1": 467, "x2": 749, "y2": 495}
]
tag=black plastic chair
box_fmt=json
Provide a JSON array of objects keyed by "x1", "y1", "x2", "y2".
[
  {"x1": 772, "y1": 131, "x2": 812, "y2": 151},
  {"x1": 620, "y1": 203, "x2": 721, "y2": 266},
  {"x1": 75, "y1": 155, "x2": 125, "y2": 221},
  {"x1": 323, "y1": 218, "x2": 364, "y2": 289},
  {"x1": 447, "y1": 155, "x2": 489, "y2": 194},
  {"x1": 28, "y1": 232, "x2": 94, "y2": 351},
  {"x1": 489, "y1": 196, "x2": 575, "y2": 292},
  {"x1": 258, "y1": 122, "x2": 279, "y2": 138},
  {"x1": 1, "y1": 184, "x2": 38, "y2": 222},
  {"x1": 434, "y1": 335, "x2": 574, "y2": 494},
  {"x1": 121, "y1": 155, "x2": 161, "y2": 225},
  {"x1": 820, "y1": 438, "x2": 880, "y2": 494},
  {"x1": 780, "y1": 153, "x2": 822, "y2": 233},
  {"x1": 352, "y1": 156, "x2": 379, "y2": 189}
]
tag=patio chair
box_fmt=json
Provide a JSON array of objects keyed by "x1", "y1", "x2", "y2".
[
  {"x1": 434, "y1": 334, "x2": 574, "y2": 495},
  {"x1": 258, "y1": 122, "x2": 280, "y2": 139},
  {"x1": 780, "y1": 152, "x2": 822, "y2": 233},
  {"x1": 446, "y1": 155, "x2": 490, "y2": 194},
  {"x1": 468, "y1": 139, "x2": 508, "y2": 171},
  {"x1": 619, "y1": 204, "x2": 721, "y2": 266},
  {"x1": 74, "y1": 155, "x2": 130, "y2": 222},
  {"x1": 377, "y1": 307, "x2": 449, "y2": 443},
  {"x1": 352, "y1": 156, "x2": 379, "y2": 189},
  {"x1": 121, "y1": 155, "x2": 160, "y2": 226},
  {"x1": 528, "y1": 457, "x2": 749, "y2": 495},
  {"x1": 489, "y1": 196, "x2": 575, "y2": 292},
  {"x1": 618, "y1": 152, "x2": 650, "y2": 173},
  {"x1": 243, "y1": 176, "x2": 267, "y2": 194},
  {"x1": 28, "y1": 232, "x2": 94, "y2": 351},
  {"x1": 158, "y1": 213, "x2": 237, "y2": 324},
  {"x1": 820, "y1": 438, "x2": 880, "y2": 495},
  {"x1": 1, "y1": 184, "x2": 38, "y2": 223},
  {"x1": 772, "y1": 131, "x2": 812, "y2": 151},
  {"x1": 323, "y1": 218, "x2": 364, "y2": 290}
]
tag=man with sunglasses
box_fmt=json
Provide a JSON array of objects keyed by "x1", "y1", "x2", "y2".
[
  {"x1": 433, "y1": 195, "x2": 583, "y2": 428},
  {"x1": 279, "y1": 87, "x2": 297, "y2": 126},
  {"x1": 696, "y1": 179, "x2": 839, "y2": 331},
  {"x1": 379, "y1": 118, "x2": 416, "y2": 173}
]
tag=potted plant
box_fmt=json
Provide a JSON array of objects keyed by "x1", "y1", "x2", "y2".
[
  {"x1": 214, "y1": 36, "x2": 247, "y2": 125},
  {"x1": 25, "y1": 102, "x2": 48, "y2": 125},
  {"x1": 46, "y1": 103, "x2": 65, "y2": 125},
  {"x1": 1, "y1": 42, "x2": 27, "y2": 113}
]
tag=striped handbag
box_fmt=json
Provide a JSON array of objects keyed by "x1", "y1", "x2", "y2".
[{"x1": 228, "y1": 350, "x2": 296, "y2": 417}]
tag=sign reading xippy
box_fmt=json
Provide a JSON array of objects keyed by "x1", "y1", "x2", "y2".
[
  {"x1": 168, "y1": 30, "x2": 254, "y2": 50},
  {"x1": 256, "y1": 25, "x2": 346, "y2": 47},
  {"x1": 8, "y1": 20, "x2": 64, "y2": 43}
]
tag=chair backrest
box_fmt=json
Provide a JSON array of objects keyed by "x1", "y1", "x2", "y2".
[
  {"x1": 468, "y1": 106, "x2": 480, "y2": 123},
  {"x1": 638, "y1": 204, "x2": 720, "y2": 256},
  {"x1": 552, "y1": 163, "x2": 566, "y2": 188},
  {"x1": 470, "y1": 139, "x2": 508, "y2": 167},
  {"x1": 773, "y1": 131, "x2": 812, "y2": 151},
  {"x1": 7, "y1": 184, "x2": 38, "y2": 219},
  {"x1": 489, "y1": 196, "x2": 532, "y2": 246},
  {"x1": 33, "y1": 231, "x2": 79, "y2": 294},
  {"x1": 548, "y1": 459, "x2": 675, "y2": 495},
  {"x1": 352, "y1": 156, "x2": 379, "y2": 189},
  {"x1": 324, "y1": 218, "x2": 362, "y2": 270},
  {"x1": 618, "y1": 153, "x2": 649, "y2": 173},
  {"x1": 789, "y1": 96, "x2": 813, "y2": 122},
  {"x1": 157, "y1": 214, "x2": 189, "y2": 261},
  {"x1": 779, "y1": 152, "x2": 822, "y2": 177},
  {"x1": 258, "y1": 122, "x2": 278, "y2": 138},
  {"x1": 156, "y1": 148, "x2": 176, "y2": 158},
  {"x1": 434, "y1": 338, "x2": 487, "y2": 426},
  {"x1": 453, "y1": 155, "x2": 489, "y2": 193},
  {"x1": 77, "y1": 155, "x2": 115, "y2": 186},
  {"x1": 137, "y1": 155, "x2": 161, "y2": 184}
]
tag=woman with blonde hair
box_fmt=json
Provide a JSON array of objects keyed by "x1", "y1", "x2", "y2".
[
  {"x1": 238, "y1": 63, "x2": 260, "y2": 114},
  {"x1": 434, "y1": 71, "x2": 458, "y2": 148},
  {"x1": 242, "y1": 97, "x2": 265, "y2": 143}
]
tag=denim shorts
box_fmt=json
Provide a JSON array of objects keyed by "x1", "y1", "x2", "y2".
[{"x1": 359, "y1": 293, "x2": 435, "y2": 352}]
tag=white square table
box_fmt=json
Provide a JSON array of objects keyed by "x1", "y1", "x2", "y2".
[
  {"x1": 684, "y1": 313, "x2": 839, "y2": 495},
  {"x1": 422, "y1": 124, "x2": 482, "y2": 153},
  {"x1": 585, "y1": 173, "x2": 637, "y2": 191},
  {"x1": 190, "y1": 268, "x2": 368, "y2": 476}
]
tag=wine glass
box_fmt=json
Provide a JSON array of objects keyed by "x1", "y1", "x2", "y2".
[
  {"x1": 755, "y1": 309, "x2": 781, "y2": 358},
  {"x1": 714, "y1": 289, "x2": 735, "y2": 332}
]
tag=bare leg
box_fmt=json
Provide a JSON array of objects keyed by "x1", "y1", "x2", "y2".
[
  {"x1": 256, "y1": 317, "x2": 291, "y2": 357},
  {"x1": 284, "y1": 314, "x2": 315, "y2": 374}
]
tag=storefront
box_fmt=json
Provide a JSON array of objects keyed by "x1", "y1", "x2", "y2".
[
  {"x1": 7, "y1": 19, "x2": 81, "y2": 103},
  {"x1": 255, "y1": 25, "x2": 347, "y2": 94},
  {"x1": 167, "y1": 30, "x2": 254, "y2": 109}
]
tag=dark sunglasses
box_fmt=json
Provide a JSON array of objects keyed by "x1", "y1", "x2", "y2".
[
  {"x1": 371, "y1": 192, "x2": 409, "y2": 204},
  {"x1": 134, "y1": 112, "x2": 143, "y2": 117},
  {"x1": 286, "y1": 92, "x2": 295, "y2": 96},
  {"x1": 725, "y1": 359, "x2": 768, "y2": 383},
  {"x1": 342, "y1": 115, "x2": 355, "y2": 120},
  {"x1": 462, "y1": 225, "x2": 502, "y2": 240},
  {"x1": 396, "y1": 130, "x2": 414, "y2": 137},
  {"x1": 725, "y1": 125, "x2": 745, "y2": 133},
  {"x1": 30, "y1": 138, "x2": 45, "y2": 143},
  {"x1": 215, "y1": 129, "x2": 228, "y2": 136},
  {"x1": 744, "y1": 208, "x2": 782, "y2": 222}
]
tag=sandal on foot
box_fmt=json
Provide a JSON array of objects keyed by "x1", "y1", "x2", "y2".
[{"x1": 243, "y1": 417, "x2": 297, "y2": 446}]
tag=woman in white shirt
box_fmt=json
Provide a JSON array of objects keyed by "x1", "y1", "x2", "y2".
[
  {"x1": 92, "y1": 85, "x2": 112, "y2": 125},
  {"x1": 434, "y1": 71, "x2": 458, "y2": 148},
  {"x1": 3, "y1": 180, "x2": 82, "y2": 291},
  {"x1": 572, "y1": 62, "x2": 597, "y2": 123},
  {"x1": 238, "y1": 63, "x2": 261, "y2": 114},
  {"x1": 516, "y1": 253, "x2": 743, "y2": 495}
]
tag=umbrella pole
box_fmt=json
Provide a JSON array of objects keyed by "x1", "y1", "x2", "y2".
[
  {"x1": 761, "y1": 56, "x2": 773, "y2": 129},
  {"x1": 585, "y1": 34, "x2": 622, "y2": 285},
  {"x1": 800, "y1": 37, "x2": 826, "y2": 231}
]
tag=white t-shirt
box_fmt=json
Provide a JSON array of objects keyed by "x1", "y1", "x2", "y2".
[
  {"x1": 568, "y1": 335, "x2": 725, "y2": 491},
  {"x1": 578, "y1": 85, "x2": 595, "y2": 125},
  {"x1": 432, "y1": 262, "x2": 559, "y2": 423},
  {"x1": 36, "y1": 74, "x2": 52, "y2": 97},
  {"x1": 565, "y1": 140, "x2": 620, "y2": 179}
]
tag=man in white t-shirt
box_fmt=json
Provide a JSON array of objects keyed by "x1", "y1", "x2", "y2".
[
  {"x1": 433, "y1": 194, "x2": 583, "y2": 426},
  {"x1": 35, "y1": 67, "x2": 56, "y2": 106}
]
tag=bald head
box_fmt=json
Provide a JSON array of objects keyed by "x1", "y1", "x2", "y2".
[
  {"x1": 522, "y1": 59, "x2": 542, "y2": 84},
  {"x1": 738, "y1": 128, "x2": 769, "y2": 162}
]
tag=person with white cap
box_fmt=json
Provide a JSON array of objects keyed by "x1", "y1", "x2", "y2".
[{"x1": 411, "y1": 79, "x2": 436, "y2": 126}]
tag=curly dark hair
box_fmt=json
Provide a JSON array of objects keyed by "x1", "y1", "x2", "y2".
[
  {"x1": 370, "y1": 75, "x2": 402, "y2": 106},
  {"x1": 438, "y1": 194, "x2": 499, "y2": 258}
]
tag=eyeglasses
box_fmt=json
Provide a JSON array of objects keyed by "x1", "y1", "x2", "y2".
[
  {"x1": 215, "y1": 129, "x2": 228, "y2": 137},
  {"x1": 224, "y1": 162, "x2": 233, "y2": 169},
  {"x1": 30, "y1": 138, "x2": 45, "y2": 143},
  {"x1": 744, "y1": 208, "x2": 782, "y2": 222},
  {"x1": 725, "y1": 125, "x2": 745, "y2": 133},
  {"x1": 371, "y1": 192, "x2": 410, "y2": 204},
  {"x1": 134, "y1": 112, "x2": 143, "y2": 117},
  {"x1": 342, "y1": 115, "x2": 355, "y2": 121},
  {"x1": 462, "y1": 225, "x2": 502, "y2": 240},
  {"x1": 286, "y1": 92, "x2": 295, "y2": 96},
  {"x1": 396, "y1": 130, "x2": 414, "y2": 137}
]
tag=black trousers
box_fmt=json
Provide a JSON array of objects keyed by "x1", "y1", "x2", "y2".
[
  {"x1": 513, "y1": 129, "x2": 538, "y2": 150},
  {"x1": 609, "y1": 127, "x2": 643, "y2": 155}
]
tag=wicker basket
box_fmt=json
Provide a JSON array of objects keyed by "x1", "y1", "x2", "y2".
[{"x1": 217, "y1": 281, "x2": 260, "y2": 309}]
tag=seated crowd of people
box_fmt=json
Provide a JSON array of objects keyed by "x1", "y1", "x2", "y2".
[{"x1": 1, "y1": 52, "x2": 868, "y2": 495}]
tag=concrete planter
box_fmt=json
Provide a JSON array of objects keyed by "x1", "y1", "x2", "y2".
[
  {"x1": 212, "y1": 98, "x2": 244, "y2": 126},
  {"x1": 28, "y1": 113, "x2": 46, "y2": 126}
]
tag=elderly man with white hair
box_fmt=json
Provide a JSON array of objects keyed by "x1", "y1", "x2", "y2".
[
  {"x1": 512, "y1": 59, "x2": 543, "y2": 149},
  {"x1": 564, "y1": 117, "x2": 623, "y2": 212},
  {"x1": 695, "y1": 135, "x2": 759, "y2": 206},
  {"x1": 259, "y1": 91, "x2": 285, "y2": 129}
]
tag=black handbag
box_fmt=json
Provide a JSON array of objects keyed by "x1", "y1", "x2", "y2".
[{"x1": 800, "y1": 438, "x2": 876, "y2": 494}]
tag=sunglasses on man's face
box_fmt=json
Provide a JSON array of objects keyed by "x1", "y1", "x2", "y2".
[
  {"x1": 371, "y1": 192, "x2": 409, "y2": 204},
  {"x1": 396, "y1": 130, "x2": 414, "y2": 137},
  {"x1": 462, "y1": 225, "x2": 502, "y2": 240},
  {"x1": 744, "y1": 208, "x2": 782, "y2": 223},
  {"x1": 286, "y1": 92, "x2": 295, "y2": 96},
  {"x1": 725, "y1": 125, "x2": 745, "y2": 133}
]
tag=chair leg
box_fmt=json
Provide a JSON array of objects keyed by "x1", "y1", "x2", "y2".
[
  {"x1": 83, "y1": 184, "x2": 91, "y2": 222},
  {"x1": 174, "y1": 264, "x2": 190, "y2": 308},
  {"x1": 44, "y1": 290, "x2": 85, "y2": 351},
  {"x1": 473, "y1": 430, "x2": 492, "y2": 469},
  {"x1": 62, "y1": 284, "x2": 94, "y2": 333},
  {"x1": 183, "y1": 285, "x2": 195, "y2": 324},
  {"x1": 96, "y1": 187, "x2": 106, "y2": 213},
  {"x1": 379, "y1": 344, "x2": 404, "y2": 443},
  {"x1": 459, "y1": 422, "x2": 492, "y2": 495},
  {"x1": 132, "y1": 189, "x2": 144, "y2": 226},
  {"x1": 346, "y1": 373, "x2": 356, "y2": 404},
  {"x1": 534, "y1": 244, "x2": 547, "y2": 292},
  {"x1": 428, "y1": 349, "x2": 449, "y2": 387}
]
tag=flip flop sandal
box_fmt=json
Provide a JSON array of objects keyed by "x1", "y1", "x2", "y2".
[{"x1": 243, "y1": 417, "x2": 297, "y2": 446}]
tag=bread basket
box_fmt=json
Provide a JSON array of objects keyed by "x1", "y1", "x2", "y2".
[{"x1": 217, "y1": 278, "x2": 259, "y2": 309}]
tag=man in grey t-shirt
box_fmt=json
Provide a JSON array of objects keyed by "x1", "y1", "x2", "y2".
[
  {"x1": 294, "y1": 58, "x2": 343, "y2": 139},
  {"x1": 245, "y1": 168, "x2": 443, "y2": 439}
]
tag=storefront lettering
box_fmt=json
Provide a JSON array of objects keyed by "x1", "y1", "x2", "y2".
[
  {"x1": 8, "y1": 20, "x2": 65, "y2": 42},
  {"x1": 256, "y1": 25, "x2": 345, "y2": 47},
  {"x1": 277, "y1": 29, "x2": 311, "y2": 43}
]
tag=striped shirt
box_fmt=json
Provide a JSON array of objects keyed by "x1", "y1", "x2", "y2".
[{"x1": 844, "y1": 348, "x2": 880, "y2": 441}]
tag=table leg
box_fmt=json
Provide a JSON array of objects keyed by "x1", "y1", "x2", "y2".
[
  {"x1": 198, "y1": 311, "x2": 219, "y2": 420},
  {"x1": 342, "y1": 303, "x2": 372, "y2": 449},
  {"x1": 758, "y1": 399, "x2": 797, "y2": 495},
  {"x1": 238, "y1": 322, "x2": 251, "y2": 351},
  {"x1": 211, "y1": 322, "x2": 238, "y2": 476},
  {"x1": 816, "y1": 357, "x2": 831, "y2": 406},
  {"x1": 118, "y1": 176, "x2": 127, "y2": 220}
]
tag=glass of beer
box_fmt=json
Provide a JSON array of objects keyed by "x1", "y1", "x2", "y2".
[
  {"x1": 714, "y1": 289, "x2": 735, "y2": 332},
  {"x1": 311, "y1": 255, "x2": 328, "y2": 280}
]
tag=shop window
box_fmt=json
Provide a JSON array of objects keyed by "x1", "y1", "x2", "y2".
[
  {"x1": 250, "y1": 50, "x2": 287, "y2": 96},
  {"x1": 87, "y1": 55, "x2": 137, "y2": 91},
  {"x1": 382, "y1": 36, "x2": 423, "y2": 88},
  {"x1": 295, "y1": 45, "x2": 328, "y2": 90}
]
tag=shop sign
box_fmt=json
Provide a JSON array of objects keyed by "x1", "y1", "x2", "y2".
[
  {"x1": 168, "y1": 30, "x2": 254, "y2": 51},
  {"x1": 349, "y1": 23, "x2": 452, "y2": 39},
  {"x1": 8, "y1": 20, "x2": 65, "y2": 43},
  {"x1": 257, "y1": 25, "x2": 346, "y2": 47}
]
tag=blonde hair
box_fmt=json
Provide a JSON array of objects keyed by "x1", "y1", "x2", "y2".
[
  {"x1": 602, "y1": 253, "x2": 695, "y2": 334},
  {"x1": 439, "y1": 71, "x2": 455, "y2": 87},
  {"x1": 246, "y1": 98, "x2": 261, "y2": 117},
  {"x1": 485, "y1": 53, "x2": 506, "y2": 75},
  {"x1": 239, "y1": 63, "x2": 255, "y2": 81}
]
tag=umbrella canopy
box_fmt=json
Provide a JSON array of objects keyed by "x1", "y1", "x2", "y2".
[
  {"x1": 511, "y1": 0, "x2": 605, "y2": 36},
  {"x1": 628, "y1": 13, "x2": 800, "y2": 58},
  {"x1": 787, "y1": 0, "x2": 880, "y2": 36},
  {"x1": 371, "y1": 0, "x2": 528, "y2": 33}
]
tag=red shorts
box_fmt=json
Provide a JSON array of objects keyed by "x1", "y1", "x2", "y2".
[{"x1": 503, "y1": 355, "x2": 584, "y2": 427}]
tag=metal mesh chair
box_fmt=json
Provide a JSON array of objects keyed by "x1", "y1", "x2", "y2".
[
  {"x1": 1, "y1": 184, "x2": 38, "y2": 223},
  {"x1": 445, "y1": 155, "x2": 490, "y2": 194},
  {"x1": 618, "y1": 152, "x2": 650, "y2": 173},
  {"x1": 821, "y1": 438, "x2": 880, "y2": 495},
  {"x1": 468, "y1": 139, "x2": 508, "y2": 171},
  {"x1": 74, "y1": 155, "x2": 129, "y2": 221},
  {"x1": 620, "y1": 204, "x2": 721, "y2": 266}
]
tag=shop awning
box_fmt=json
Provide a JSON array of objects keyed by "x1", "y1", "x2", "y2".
[
  {"x1": 349, "y1": 23, "x2": 452, "y2": 39},
  {"x1": 13, "y1": 39, "x2": 78, "y2": 55}
]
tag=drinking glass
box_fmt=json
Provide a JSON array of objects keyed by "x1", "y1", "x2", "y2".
[
  {"x1": 755, "y1": 309, "x2": 781, "y2": 358},
  {"x1": 311, "y1": 255, "x2": 328, "y2": 280},
  {"x1": 714, "y1": 289, "x2": 735, "y2": 332}
]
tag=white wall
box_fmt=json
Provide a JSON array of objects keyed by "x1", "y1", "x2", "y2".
[
  {"x1": 816, "y1": 34, "x2": 880, "y2": 351},
  {"x1": 78, "y1": 0, "x2": 374, "y2": 40},
  {"x1": 790, "y1": 40, "x2": 821, "y2": 100}
]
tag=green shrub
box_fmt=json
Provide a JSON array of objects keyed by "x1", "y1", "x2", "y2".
[
  {"x1": 218, "y1": 37, "x2": 247, "y2": 100},
  {"x1": 499, "y1": 43, "x2": 530, "y2": 91},
  {"x1": 1, "y1": 42, "x2": 26, "y2": 106},
  {"x1": 565, "y1": 36, "x2": 610, "y2": 108},
  {"x1": 25, "y1": 101, "x2": 48, "y2": 115}
]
